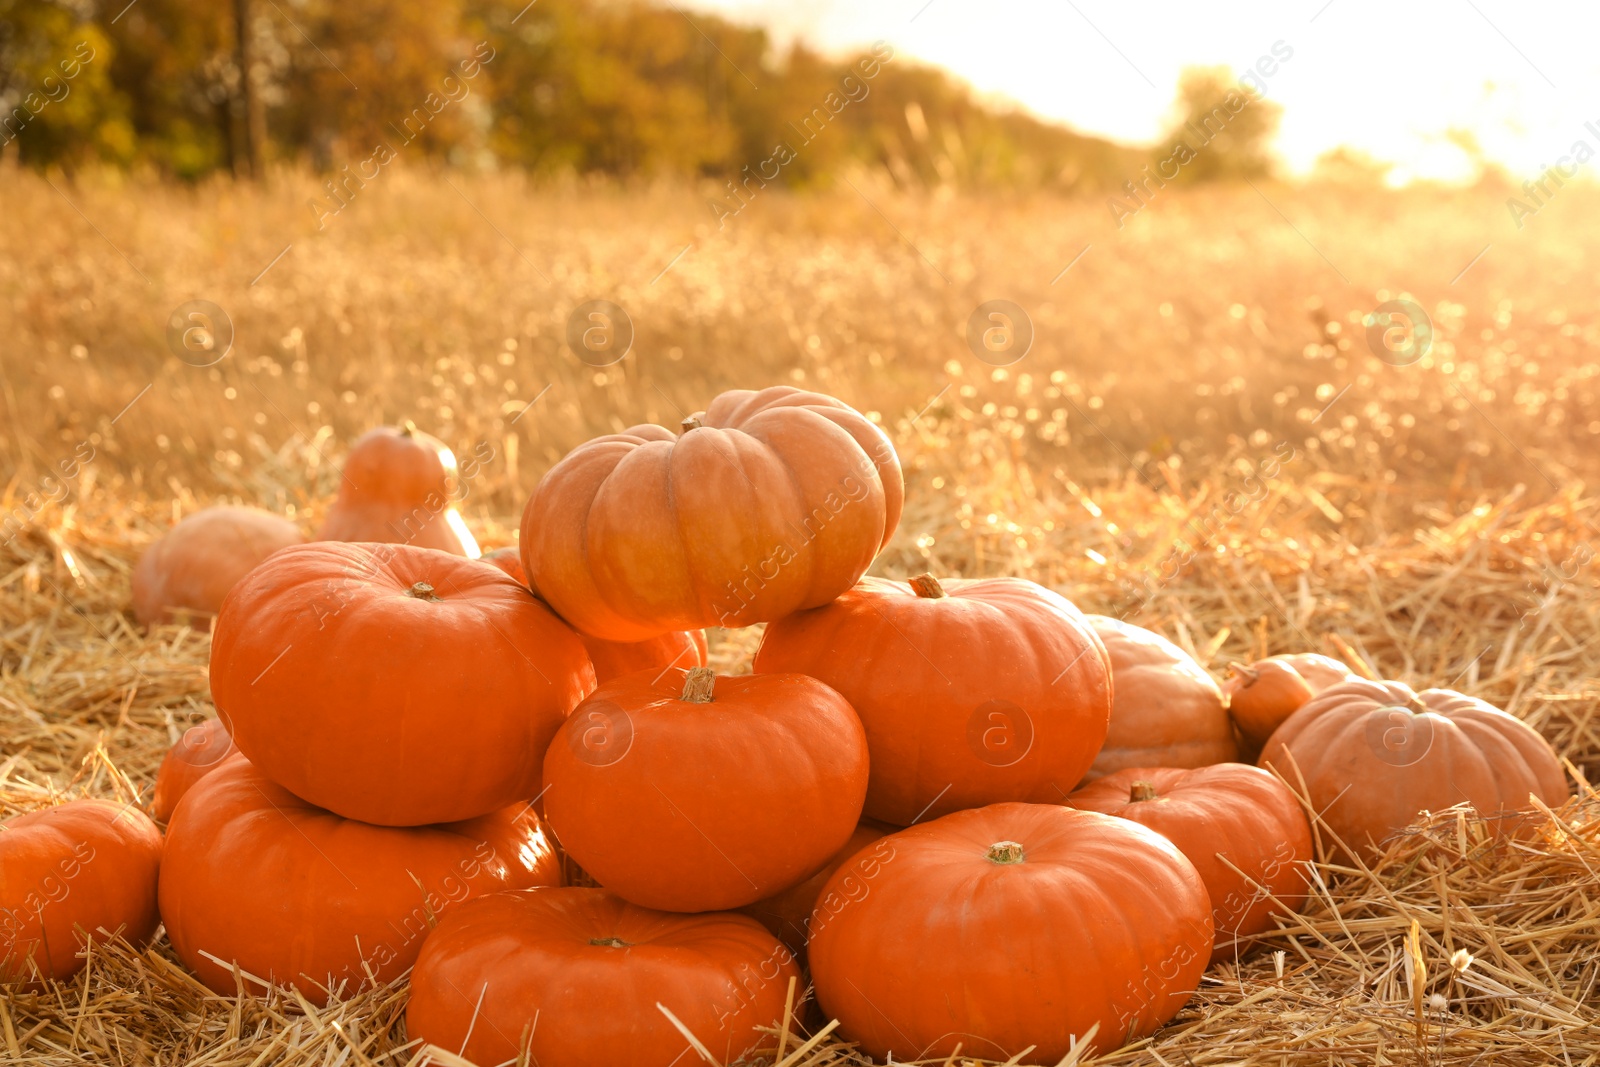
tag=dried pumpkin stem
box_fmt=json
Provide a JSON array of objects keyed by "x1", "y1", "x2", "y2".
[
  {"x1": 681, "y1": 667, "x2": 716, "y2": 703},
  {"x1": 1405, "y1": 695, "x2": 1429, "y2": 714},
  {"x1": 404, "y1": 581, "x2": 442, "y2": 601},
  {"x1": 1227, "y1": 660, "x2": 1259, "y2": 683},
  {"x1": 986, "y1": 840, "x2": 1025, "y2": 864},
  {"x1": 400, "y1": 419, "x2": 417, "y2": 437},
  {"x1": 589, "y1": 937, "x2": 631, "y2": 948},
  {"x1": 908, "y1": 573, "x2": 947, "y2": 599},
  {"x1": 681, "y1": 412, "x2": 705, "y2": 433},
  {"x1": 1129, "y1": 780, "x2": 1160, "y2": 803}
]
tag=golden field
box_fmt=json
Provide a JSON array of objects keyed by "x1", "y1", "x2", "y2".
[{"x1": 2, "y1": 167, "x2": 1599, "y2": 1064}]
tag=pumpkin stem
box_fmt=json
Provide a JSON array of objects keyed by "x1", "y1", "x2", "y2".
[
  {"x1": 400, "y1": 419, "x2": 417, "y2": 437},
  {"x1": 1129, "y1": 780, "x2": 1160, "y2": 803},
  {"x1": 681, "y1": 667, "x2": 716, "y2": 703},
  {"x1": 681, "y1": 412, "x2": 705, "y2": 433},
  {"x1": 589, "y1": 937, "x2": 631, "y2": 948},
  {"x1": 1227, "y1": 660, "x2": 1259, "y2": 684},
  {"x1": 985, "y1": 840, "x2": 1026, "y2": 864},
  {"x1": 908, "y1": 573, "x2": 947, "y2": 599},
  {"x1": 1405, "y1": 694, "x2": 1428, "y2": 714},
  {"x1": 404, "y1": 581, "x2": 443, "y2": 602}
]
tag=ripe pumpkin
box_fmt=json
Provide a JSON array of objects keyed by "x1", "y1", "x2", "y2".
[
  {"x1": 317, "y1": 423, "x2": 480, "y2": 557},
  {"x1": 1227, "y1": 653, "x2": 1354, "y2": 758},
  {"x1": 211, "y1": 542, "x2": 594, "y2": 826},
  {"x1": 130, "y1": 505, "x2": 304, "y2": 627},
  {"x1": 159, "y1": 754, "x2": 560, "y2": 1002},
  {"x1": 542, "y1": 667, "x2": 869, "y2": 912},
  {"x1": 149, "y1": 717, "x2": 236, "y2": 822},
  {"x1": 0, "y1": 799, "x2": 163, "y2": 985},
  {"x1": 808, "y1": 803, "x2": 1212, "y2": 1061},
  {"x1": 484, "y1": 545, "x2": 709, "y2": 684},
  {"x1": 521, "y1": 386, "x2": 903, "y2": 640},
  {"x1": 738, "y1": 821, "x2": 890, "y2": 958},
  {"x1": 754, "y1": 575, "x2": 1112, "y2": 825},
  {"x1": 1066, "y1": 764, "x2": 1312, "y2": 948},
  {"x1": 1259, "y1": 679, "x2": 1567, "y2": 859},
  {"x1": 1085, "y1": 615, "x2": 1238, "y2": 778},
  {"x1": 408, "y1": 887, "x2": 799, "y2": 1067}
]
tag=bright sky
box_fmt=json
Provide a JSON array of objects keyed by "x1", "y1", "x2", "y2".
[{"x1": 692, "y1": 0, "x2": 1596, "y2": 184}]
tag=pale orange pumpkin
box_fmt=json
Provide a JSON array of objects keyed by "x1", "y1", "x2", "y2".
[
  {"x1": 317, "y1": 423, "x2": 480, "y2": 557},
  {"x1": 131, "y1": 506, "x2": 304, "y2": 627}
]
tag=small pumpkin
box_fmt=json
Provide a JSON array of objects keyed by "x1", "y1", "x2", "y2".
[
  {"x1": 1259, "y1": 678, "x2": 1567, "y2": 859},
  {"x1": 407, "y1": 887, "x2": 799, "y2": 1067},
  {"x1": 1226, "y1": 653, "x2": 1354, "y2": 758},
  {"x1": 521, "y1": 386, "x2": 903, "y2": 640},
  {"x1": 211, "y1": 542, "x2": 594, "y2": 826},
  {"x1": 1, "y1": 799, "x2": 163, "y2": 986},
  {"x1": 1066, "y1": 764, "x2": 1312, "y2": 948},
  {"x1": 755, "y1": 574, "x2": 1112, "y2": 825},
  {"x1": 159, "y1": 754, "x2": 560, "y2": 1002},
  {"x1": 808, "y1": 803, "x2": 1212, "y2": 1061},
  {"x1": 484, "y1": 545, "x2": 709, "y2": 684},
  {"x1": 149, "y1": 718, "x2": 236, "y2": 822},
  {"x1": 542, "y1": 667, "x2": 869, "y2": 912},
  {"x1": 317, "y1": 423, "x2": 480, "y2": 557},
  {"x1": 131, "y1": 505, "x2": 304, "y2": 627},
  {"x1": 738, "y1": 821, "x2": 890, "y2": 958},
  {"x1": 1085, "y1": 615, "x2": 1239, "y2": 778}
]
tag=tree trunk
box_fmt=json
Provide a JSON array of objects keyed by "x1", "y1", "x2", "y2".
[{"x1": 233, "y1": 0, "x2": 266, "y2": 178}]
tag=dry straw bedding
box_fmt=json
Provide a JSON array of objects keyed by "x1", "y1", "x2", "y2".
[{"x1": 2, "y1": 481, "x2": 1599, "y2": 1066}]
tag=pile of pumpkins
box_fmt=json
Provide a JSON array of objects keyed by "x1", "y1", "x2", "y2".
[{"x1": 1, "y1": 387, "x2": 1568, "y2": 1065}]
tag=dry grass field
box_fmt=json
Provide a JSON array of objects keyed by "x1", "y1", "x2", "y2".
[{"x1": 2, "y1": 166, "x2": 1599, "y2": 1064}]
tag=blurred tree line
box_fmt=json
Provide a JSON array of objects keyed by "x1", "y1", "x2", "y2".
[{"x1": 0, "y1": 0, "x2": 1274, "y2": 190}]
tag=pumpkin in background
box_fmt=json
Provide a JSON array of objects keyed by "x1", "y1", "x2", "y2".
[
  {"x1": 755, "y1": 575, "x2": 1111, "y2": 825},
  {"x1": 408, "y1": 887, "x2": 798, "y2": 1067},
  {"x1": 130, "y1": 505, "x2": 304, "y2": 627},
  {"x1": 808, "y1": 803, "x2": 1212, "y2": 1061},
  {"x1": 212, "y1": 542, "x2": 594, "y2": 826},
  {"x1": 1085, "y1": 615, "x2": 1238, "y2": 779},
  {"x1": 1227, "y1": 653, "x2": 1355, "y2": 758},
  {"x1": 522, "y1": 386, "x2": 903, "y2": 640},
  {"x1": 738, "y1": 821, "x2": 890, "y2": 958},
  {"x1": 1066, "y1": 764, "x2": 1312, "y2": 949},
  {"x1": 149, "y1": 718, "x2": 236, "y2": 822},
  {"x1": 0, "y1": 799, "x2": 163, "y2": 986},
  {"x1": 317, "y1": 423, "x2": 480, "y2": 557},
  {"x1": 484, "y1": 545, "x2": 709, "y2": 684},
  {"x1": 542, "y1": 667, "x2": 869, "y2": 912},
  {"x1": 1259, "y1": 679, "x2": 1567, "y2": 860},
  {"x1": 159, "y1": 754, "x2": 560, "y2": 1002}
]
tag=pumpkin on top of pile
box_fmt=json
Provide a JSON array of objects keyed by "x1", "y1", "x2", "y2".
[{"x1": 1, "y1": 385, "x2": 1572, "y2": 1067}]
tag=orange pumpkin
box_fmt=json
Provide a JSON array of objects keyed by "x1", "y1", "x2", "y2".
[
  {"x1": 483, "y1": 545, "x2": 709, "y2": 684},
  {"x1": 542, "y1": 667, "x2": 869, "y2": 912},
  {"x1": 1085, "y1": 615, "x2": 1238, "y2": 778},
  {"x1": 808, "y1": 803, "x2": 1212, "y2": 1061},
  {"x1": 754, "y1": 574, "x2": 1112, "y2": 825},
  {"x1": 149, "y1": 718, "x2": 236, "y2": 822},
  {"x1": 1, "y1": 799, "x2": 163, "y2": 985},
  {"x1": 521, "y1": 387, "x2": 903, "y2": 640},
  {"x1": 159, "y1": 754, "x2": 560, "y2": 1002},
  {"x1": 1227, "y1": 653, "x2": 1354, "y2": 758},
  {"x1": 738, "y1": 821, "x2": 890, "y2": 958},
  {"x1": 211, "y1": 542, "x2": 594, "y2": 826},
  {"x1": 1066, "y1": 764, "x2": 1312, "y2": 949},
  {"x1": 408, "y1": 887, "x2": 799, "y2": 1067},
  {"x1": 130, "y1": 505, "x2": 304, "y2": 627},
  {"x1": 1260, "y1": 679, "x2": 1567, "y2": 859},
  {"x1": 317, "y1": 423, "x2": 480, "y2": 557}
]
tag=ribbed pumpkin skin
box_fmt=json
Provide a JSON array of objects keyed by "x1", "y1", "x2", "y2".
[
  {"x1": 1226, "y1": 653, "x2": 1353, "y2": 756},
  {"x1": 1085, "y1": 615, "x2": 1238, "y2": 778},
  {"x1": 738, "y1": 821, "x2": 890, "y2": 957},
  {"x1": 542, "y1": 668, "x2": 869, "y2": 912},
  {"x1": 149, "y1": 718, "x2": 237, "y2": 822},
  {"x1": 408, "y1": 888, "x2": 798, "y2": 1067},
  {"x1": 159, "y1": 755, "x2": 560, "y2": 1003},
  {"x1": 131, "y1": 505, "x2": 304, "y2": 626},
  {"x1": 211, "y1": 542, "x2": 594, "y2": 826},
  {"x1": 1259, "y1": 679, "x2": 1568, "y2": 859},
  {"x1": 1066, "y1": 764, "x2": 1312, "y2": 948},
  {"x1": 0, "y1": 800, "x2": 163, "y2": 986},
  {"x1": 521, "y1": 387, "x2": 903, "y2": 641},
  {"x1": 808, "y1": 803, "x2": 1213, "y2": 1062},
  {"x1": 756, "y1": 577, "x2": 1112, "y2": 825},
  {"x1": 317, "y1": 425, "x2": 479, "y2": 557}
]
